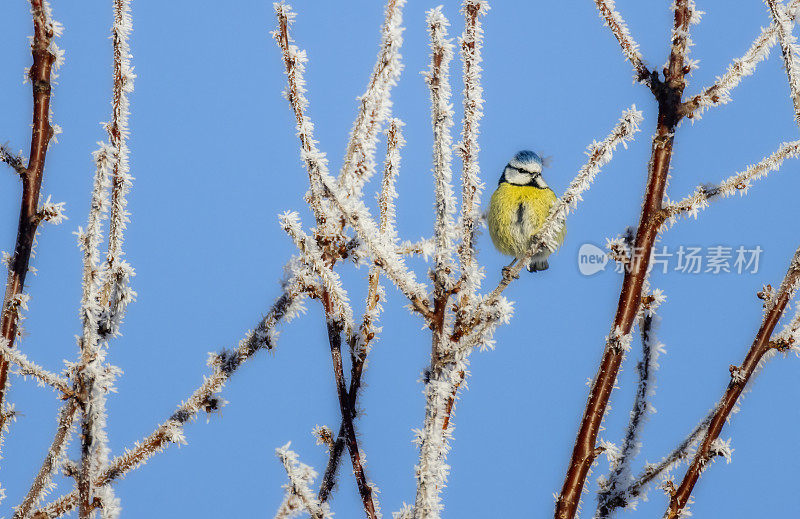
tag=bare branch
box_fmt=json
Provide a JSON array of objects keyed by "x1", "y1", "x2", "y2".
[{"x1": 665, "y1": 247, "x2": 800, "y2": 518}]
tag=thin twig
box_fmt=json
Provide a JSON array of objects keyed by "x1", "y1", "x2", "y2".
[
  {"x1": 662, "y1": 139, "x2": 800, "y2": 222},
  {"x1": 30, "y1": 275, "x2": 309, "y2": 519},
  {"x1": 665, "y1": 247, "x2": 800, "y2": 518},
  {"x1": 593, "y1": 0, "x2": 652, "y2": 85},
  {"x1": 680, "y1": 0, "x2": 800, "y2": 118},
  {"x1": 0, "y1": 144, "x2": 27, "y2": 176},
  {"x1": 15, "y1": 398, "x2": 79, "y2": 519},
  {"x1": 766, "y1": 0, "x2": 800, "y2": 124},
  {"x1": 0, "y1": 340, "x2": 72, "y2": 397},
  {"x1": 456, "y1": 0, "x2": 489, "y2": 315}
]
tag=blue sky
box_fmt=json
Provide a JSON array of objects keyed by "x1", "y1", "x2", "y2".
[{"x1": 1, "y1": 0, "x2": 799, "y2": 517}]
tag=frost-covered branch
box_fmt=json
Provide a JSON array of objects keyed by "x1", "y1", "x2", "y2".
[
  {"x1": 0, "y1": 340, "x2": 71, "y2": 396},
  {"x1": 593, "y1": 0, "x2": 651, "y2": 85},
  {"x1": 766, "y1": 0, "x2": 800, "y2": 124},
  {"x1": 338, "y1": 0, "x2": 405, "y2": 199},
  {"x1": 0, "y1": 0, "x2": 63, "y2": 417},
  {"x1": 30, "y1": 275, "x2": 309, "y2": 519},
  {"x1": 98, "y1": 0, "x2": 136, "y2": 340},
  {"x1": 15, "y1": 398, "x2": 78, "y2": 519},
  {"x1": 272, "y1": 3, "x2": 431, "y2": 319},
  {"x1": 274, "y1": 443, "x2": 331, "y2": 519},
  {"x1": 426, "y1": 6, "x2": 457, "y2": 302},
  {"x1": 456, "y1": 0, "x2": 489, "y2": 307},
  {"x1": 324, "y1": 321, "x2": 379, "y2": 519},
  {"x1": 680, "y1": 0, "x2": 800, "y2": 119},
  {"x1": 76, "y1": 115, "x2": 116, "y2": 519},
  {"x1": 662, "y1": 139, "x2": 800, "y2": 222},
  {"x1": 280, "y1": 211, "x2": 356, "y2": 339},
  {"x1": 622, "y1": 410, "x2": 713, "y2": 508},
  {"x1": 665, "y1": 247, "x2": 800, "y2": 519},
  {"x1": 318, "y1": 122, "x2": 402, "y2": 504},
  {"x1": 273, "y1": 3, "x2": 329, "y2": 224}
]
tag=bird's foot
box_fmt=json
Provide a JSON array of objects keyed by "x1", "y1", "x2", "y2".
[{"x1": 502, "y1": 266, "x2": 520, "y2": 281}]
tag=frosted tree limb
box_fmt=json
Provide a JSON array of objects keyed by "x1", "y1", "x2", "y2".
[
  {"x1": 280, "y1": 211, "x2": 356, "y2": 339},
  {"x1": 338, "y1": 0, "x2": 405, "y2": 199},
  {"x1": 0, "y1": 0, "x2": 62, "y2": 421},
  {"x1": 452, "y1": 105, "x2": 643, "y2": 343},
  {"x1": 680, "y1": 0, "x2": 800, "y2": 119},
  {"x1": 619, "y1": 409, "x2": 713, "y2": 510},
  {"x1": 0, "y1": 144, "x2": 27, "y2": 177},
  {"x1": 556, "y1": 5, "x2": 696, "y2": 516},
  {"x1": 98, "y1": 0, "x2": 136, "y2": 341},
  {"x1": 273, "y1": 3, "x2": 329, "y2": 224},
  {"x1": 14, "y1": 398, "x2": 79, "y2": 519},
  {"x1": 274, "y1": 443, "x2": 331, "y2": 519},
  {"x1": 411, "y1": 11, "x2": 462, "y2": 518},
  {"x1": 76, "y1": 117, "x2": 117, "y2": 519},
  {"x1": 323, "y1": 321, "x2": 379, "y2": 519},
  {"x1": 662, "y1": 139, "x2": 800, "y2": 222},
  {"x1": 596, "y1": 309, "x2": 665, "y2": 517},
  {"x1": 272, "y1": 4, "x2": 431, "y2": 319},
  {"x1": 665, "y1": 247, "x2": 800, "y2": 519},
  {"x1": 766, "y1": 0, "x2": 800, "y2": 124},
  {"x1": 426, "y1": 6, "x2": 458, "y2": 303},
  {"x1": 0, "y1": 340, "x2": 71, "y2": 396},
  {"x1": 318, "y1": 120, "x2": 402, "y2": 505},
  {"x1": 593, "y1": 0, "x2": 652, "y2": 85},
  {"x1": 29, "y1": 276, "x2": 309, "y2": 519},
  {"x1": 456, "y1": 0, "x2": 489, "y2": 309}
]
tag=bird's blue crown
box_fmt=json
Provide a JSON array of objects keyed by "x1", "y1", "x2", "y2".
[{"x1": 511, "y1": 150, "x2": 543, "y2": 166}]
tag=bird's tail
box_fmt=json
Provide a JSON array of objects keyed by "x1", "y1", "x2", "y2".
[
  {"x1": 527, "y1": 259, "x2": 549, "y2": 272},
  {"x1": 526, "y1": 250, "x2": 551, "y2": 272}
]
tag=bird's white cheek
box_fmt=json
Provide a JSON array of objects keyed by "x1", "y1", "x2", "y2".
[{"x1": 504, "y1": 167, "x2": 531, "y2": 185}]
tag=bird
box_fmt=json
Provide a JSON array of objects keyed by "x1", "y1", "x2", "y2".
[{"x1": 487, "y1": 150, "x2": 565, "y2": 273}]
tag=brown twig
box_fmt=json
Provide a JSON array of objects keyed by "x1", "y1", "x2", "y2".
[
  {"x1": 665, "y1": 247, "x2": 800, "y2": 518},
  {"x1": 555, "y1": 3, "x2": 693, "y2": 518},
  {"x1": 0, "y1": 0, "x2": 58, "y2": 415},
  {"x1": 0, "y1": 144, "x2": 27, "y2": 177},
  {"x1": 324, "y1": 317, "x2": 378, "y2": 519}
]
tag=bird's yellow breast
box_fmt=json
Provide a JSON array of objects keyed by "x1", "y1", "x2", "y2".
[{"x1": 487, "y1": 183, "x2": 560, "y2": 257}]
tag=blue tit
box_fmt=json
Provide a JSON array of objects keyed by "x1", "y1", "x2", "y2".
[{"x1": 487, "y1": 150, "x2": 565, "y2": 272}]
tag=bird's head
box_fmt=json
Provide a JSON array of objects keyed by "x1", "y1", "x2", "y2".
[{"x1": 500, "y1": 150, "x2": 549, "y2": 189}]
